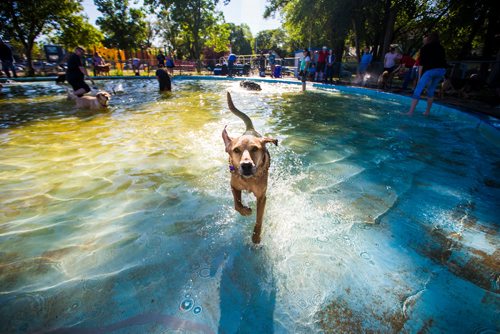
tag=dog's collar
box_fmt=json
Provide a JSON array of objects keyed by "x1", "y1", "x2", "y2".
[{"x1": 228, "y1": 158, "x2": 236, "y2": 173}]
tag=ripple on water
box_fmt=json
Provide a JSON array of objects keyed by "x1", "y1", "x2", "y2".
[
  {"x1": 473, "y1": 328, "x2": 498, "y2": 334},
  {"x1": 199, "y1": 268, "x2": 211, "y2": 278},
  {"x1": 179, "y1": 295, "x2": 194, "y2": 312},
  {"x1": 316, "y1": 235, "x2": 329, "y2": 243},
  {"x1": 359, "y1": 251, "x2": 371, "y2": 260}
]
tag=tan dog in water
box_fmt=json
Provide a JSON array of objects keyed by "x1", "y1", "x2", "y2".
[
  {"x1": 222, "y1": 92, "x2": 278, "y2": 244},
  {"x1": 68, "y1": 90, "x2": 111, "y2": 110}
]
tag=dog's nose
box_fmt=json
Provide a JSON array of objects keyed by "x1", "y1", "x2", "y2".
[{"x1": 240, "y1": 162, "x2": 254, "y2": 176}]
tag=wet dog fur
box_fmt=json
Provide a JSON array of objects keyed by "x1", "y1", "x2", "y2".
[
  {"x1": 68, "y1": 90, "x2": 111, "y2": 110},
  {"x1": 222, "y1": 92, "x2": 278, "y2": 243},
  {"x1": 240, "y1": 80, "x2": 262, "y2": 91}
]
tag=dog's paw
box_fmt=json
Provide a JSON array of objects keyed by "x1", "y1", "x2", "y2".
[
  {"x1": 236, "y1": 205, "x2": 252, "y2": 216},
  {"x1": 252, "y1": 233, "x2": 261, "y2": 244}
]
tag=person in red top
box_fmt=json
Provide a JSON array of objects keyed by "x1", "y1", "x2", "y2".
[
  {"x1": 400, "y1": 53, "x2": 416, "y2": 68},
  {"x1": 315, "y1": 46, "x2": 328, "y2": 82},
  {"x1": 402, "y1": 52, "x2": 418, "y2": 90}
]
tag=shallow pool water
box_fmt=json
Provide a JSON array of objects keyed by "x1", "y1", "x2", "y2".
[{"x1": 0, "y1": 78, "x2": 498, "y2": 333}]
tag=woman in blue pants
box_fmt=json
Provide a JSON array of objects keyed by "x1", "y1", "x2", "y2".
[{"x1": 407, "y1": 32, "x2": 447, "y2": 116}]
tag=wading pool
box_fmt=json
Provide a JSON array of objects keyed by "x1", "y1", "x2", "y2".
[{"x1": 0, "y1": 78, "x2": 499, "y2": 333}]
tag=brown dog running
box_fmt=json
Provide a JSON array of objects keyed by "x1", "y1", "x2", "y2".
[{"x1": 222, "y1": 92, "x2": 278, "y2": 244}]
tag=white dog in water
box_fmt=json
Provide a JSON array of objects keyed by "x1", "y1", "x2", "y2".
[{"x1": 67, "y1": 90, "x2": 111, "y2": 110}]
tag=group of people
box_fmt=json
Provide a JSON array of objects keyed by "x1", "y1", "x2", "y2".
[
  {"x1": 227, "y1": 51, "x2": 279, "y2": 78},
  {"x1": 63, "y1": 31, "x2": 447, "y2": 114},
  {"x1": 298, "y1": 46, "x2": 335, "y2": 85},
  {"x1": 354, "y1": 32, "x2": 447, "y2": 115}
]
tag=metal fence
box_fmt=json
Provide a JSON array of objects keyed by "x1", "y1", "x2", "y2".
[{"x1": 3, "y1": 57, "x2": 498, "y2": 87}]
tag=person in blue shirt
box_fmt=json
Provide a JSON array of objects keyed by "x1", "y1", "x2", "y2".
[
  {"x1": 299, "y1": 49, "x2": 311, "y2": 91},
  {"x1": 268, "y1": 51, "x2": 276, "y2": 78},
  {"x1": 356, "y1": 47, "x2": 373, "y2": 84},
  {"x1": 308, "y1": 62, "x2": 316, "y2": 81},
  {"x1": 227, "y1": 53, "x2": 237, "y2": 77},
  {"x1": 166, "y1": 53, "x2": 175, "y2": 74}
]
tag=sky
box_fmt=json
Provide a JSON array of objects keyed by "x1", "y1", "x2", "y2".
[
  {"x1": 82, "y1": 0, "x2": 282, "y2": 37},
  {"x1": 216, "y1": 0, "x2": 282, "y2": 34}
]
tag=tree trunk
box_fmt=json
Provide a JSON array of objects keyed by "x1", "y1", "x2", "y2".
[
  {"x1": 381, "y1": 0, "x2": 397, "y2": 59},
  {"x1": 26, "y1": 40, "x2": 35, "y2": 77},
  {"x1": 352, "y1": 18, "x2": 360, "y2": 61},
  {"x1": 480, "y1": 4, "x2": 500, "y2": 77},
  {"x1": 192, "y1": 0, "x2": 202, "y2": 73},
  {"x1": 333, "y1": 39, "x2": 345, "y2": 77}
]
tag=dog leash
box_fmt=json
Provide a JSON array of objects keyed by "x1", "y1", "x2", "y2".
[{"x1": 88, "y1": 78, "x2": 98, "y2": 90}]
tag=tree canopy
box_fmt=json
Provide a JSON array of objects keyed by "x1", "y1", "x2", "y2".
[
  {"x1": 145, "y1": 0, "x2": 228, "y2": 70},
  {"x1": 52, "y1": 15, "x2": 104, "y2": 51},
  {"x1": 95, "y1": 0, "x2": 149, "y2": 52},
  {"x1": 0, "y1": 0, "x2": 83, "y2": 75},
  {"x1": 228, "y1": 23, "x2": 253, "y2": 55},
  {"x1": 264, "y1": 0, "x2": 499, "y2": 61}
]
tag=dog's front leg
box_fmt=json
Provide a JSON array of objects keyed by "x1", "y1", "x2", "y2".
[
  {"x1": 252, "y1": 195, "x2": 267, "y2": 244},
  {"x1": 231, "y1": 186, "x2": 252, "y2": 216}
]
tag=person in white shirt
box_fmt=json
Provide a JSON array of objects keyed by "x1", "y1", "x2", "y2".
[{"x1": 384, "y1": 46, "x2": 402, "y2": 73}]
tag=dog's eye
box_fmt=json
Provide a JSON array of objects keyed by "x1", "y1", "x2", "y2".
[
  {"x1": 233, "y1": 148, "x2": 241, "y2": 154},
  {"x1": 250, "y1": 146, "x2": 259, "y2": 153}
]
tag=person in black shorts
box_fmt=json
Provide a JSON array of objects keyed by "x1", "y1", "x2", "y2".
[{"x1": 66, "y1": 46, "x2": 91, "y2": 97}]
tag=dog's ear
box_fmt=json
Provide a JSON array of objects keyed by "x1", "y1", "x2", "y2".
[
  {"x1": 222, "y1": 126, "x2": 233, "y2": 152},
  {"x1": 261, "y1": 137, "x2": 278, "y2": 146}
]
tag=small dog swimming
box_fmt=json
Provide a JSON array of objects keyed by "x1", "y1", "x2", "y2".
[
  {"x1": 222, "y1": 92, "x2": 278, "y2": 244},
  {"x1": 67, "y1": 90, "x2": 111, "y2": 110},
  {"x1": 240, "y1": 80, "x2": 262, "y2": 91}
]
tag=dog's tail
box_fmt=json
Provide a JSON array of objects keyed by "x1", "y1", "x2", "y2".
[{"x1": 227, "y1": 91, "x2": 261, "y2": 137}]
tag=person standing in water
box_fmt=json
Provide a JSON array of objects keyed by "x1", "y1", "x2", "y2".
[
  {"x1": 406, "y1": 32, "x2": 447, "y2": 116},
  {"x1": 66, "y1": 46, "x2": 91, "y2": 97},
  {"x1": 299, "y1": 49, "x2": 311, "y2": 92}
]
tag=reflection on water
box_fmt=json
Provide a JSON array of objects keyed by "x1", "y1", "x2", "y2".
[{"x1": 0, "y1": 79, "x2": 498, "y2": 333}]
